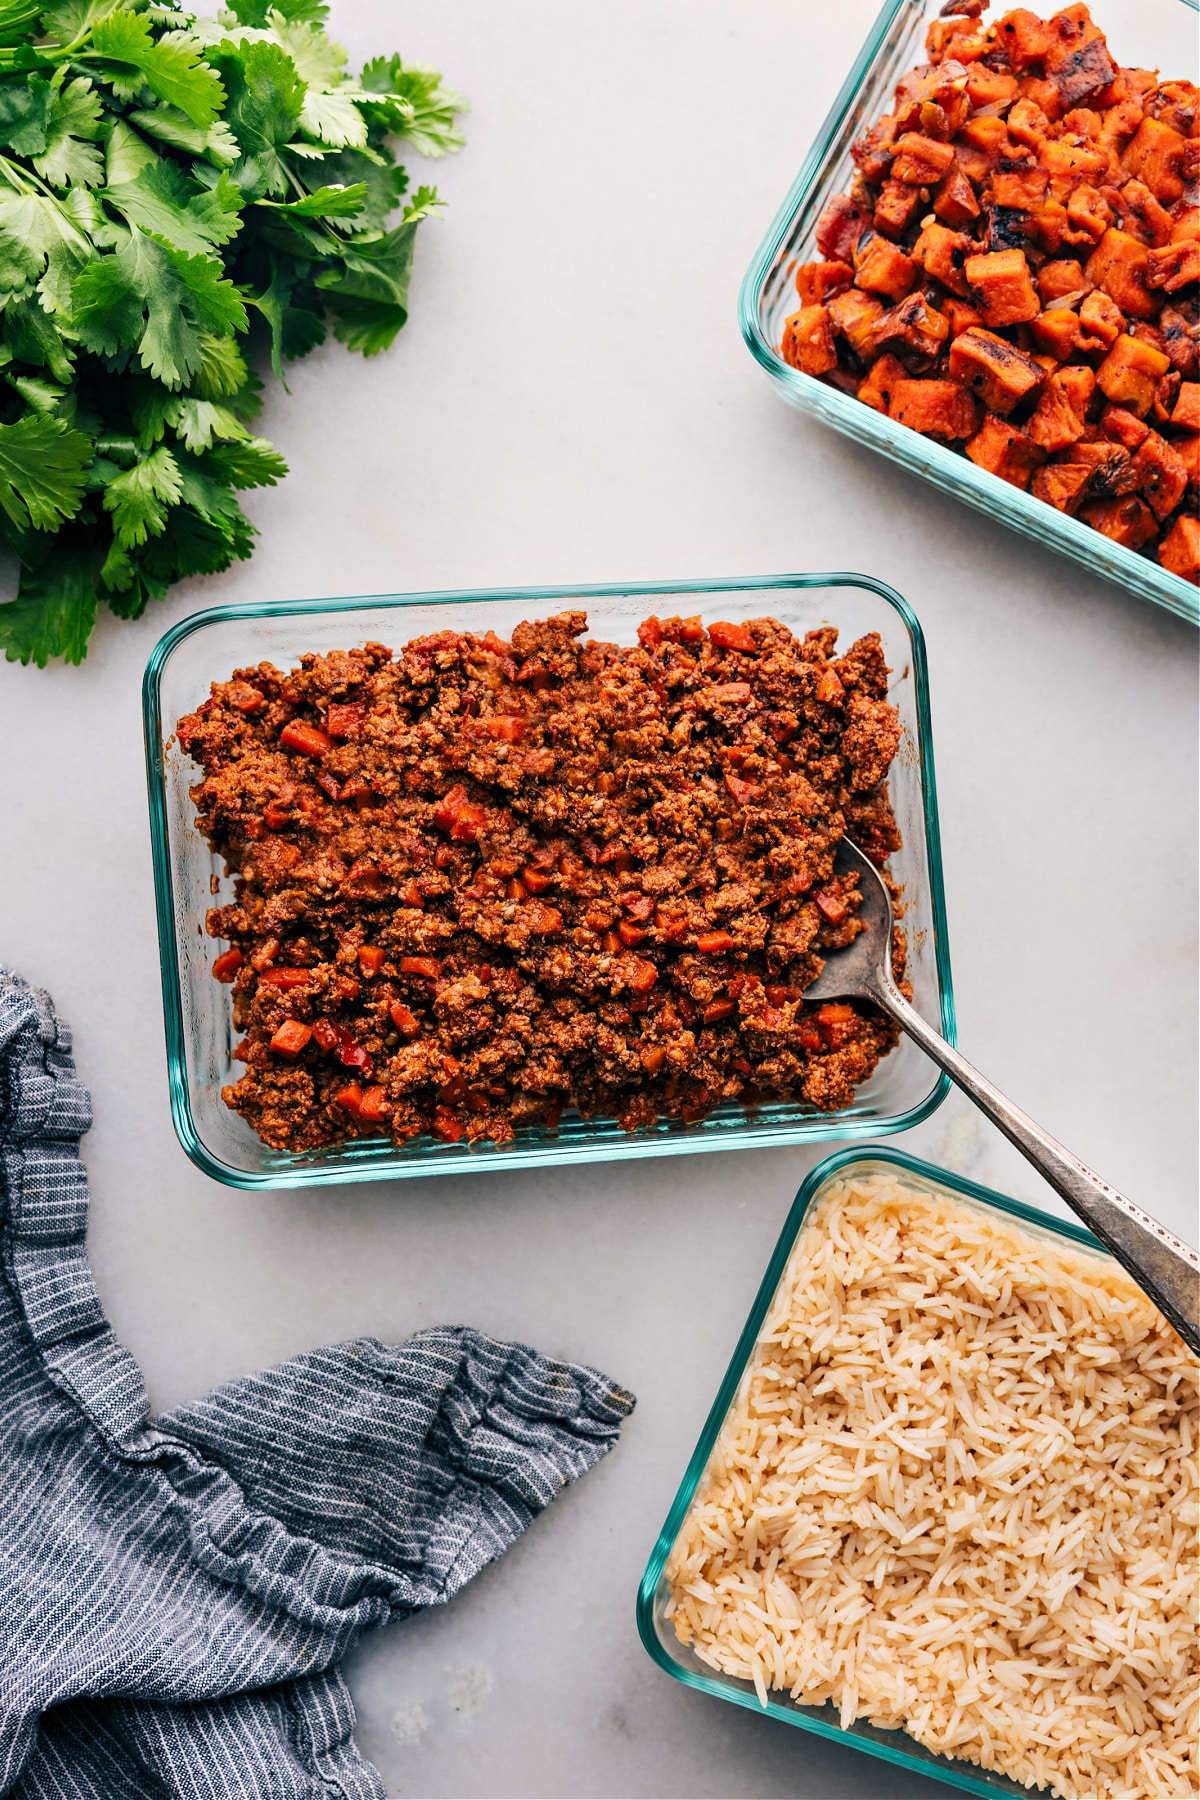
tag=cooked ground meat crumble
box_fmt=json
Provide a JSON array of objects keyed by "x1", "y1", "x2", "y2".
[{"x1": 176, "y1": 612, "x2": 908, "y2": 1152}]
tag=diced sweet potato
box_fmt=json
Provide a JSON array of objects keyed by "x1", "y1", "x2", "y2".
[
  {"x1": 1064, "y1": 183, "x2": 1112, "y2": 244},
  {"x1": 992, "y1": 167, "x2": 1050, "y2": 216},
  {"x1": 851, "y1": 116, "x2": 900, "y2": 184},
  {"x1": 965, "y1": 247, "x2": 1041, "y2": 324},
  {"x1": 1171, "y1": 210, "x2": 1199, "y2": 246},
  {"x1": 1146, "y1": 239, "x2": 1200, "y2": 293},
  {"x1": 817, "y1": 193, "x2": 872, "y2": 260},
  {"x1": 1121, "y1": 117, "x2": 1189, "y2": 206},
  {"x1": 1042, "y1": 5, "x2": 1115, "y2": 109},
  {"x1": 1008, "y1": 96, "x2": 1053, "y2": 148},
  {"x1": 888, "y1": 377, "x2": 979, "y2": 440},
  {"x1": 1031, "y1": 197, "x2": 1071, "y2": 255},
  {"x1": 1062, "y1": 106, "x2": 1103, "y2": 139},
  {"x1": 967, "y1": 65, "x2": 1019, "y2": 109},
  {"x1": 1077, "y1": 287, "x2": 1124, "y2": 350},
  {"x1": 1042, "y1": 137, "x2": 1109, "y2": 203},
  {"x1": 1158, "y1": 512, "x2": 1200, "y2": 581},
  {"x1": 1079, "y1": 494, "x2": 1157, "y2": 548},
  {"x1": 1160, "y1": 308, "x2": 1199, "y2": 379},
  {"x1": 1171, "y1": 384, "x2": 1200, "y2": 433},
  {"x1": 1108, "y1": 179, "x2": 1174, "y2": 247},
  {"x1": 893, "y1": 61, "x2": 972, "y2": 140},
  {"x1": 857, "y1": 353, "x2": 909, "y2": 414},
  {"x1": 1017, "y1": 75, "x2": 1064, "y2": 122},
  {"x1": 1175, "y1": 435, "x2": 1200, "y2": 489},
  {"x1": 1032, "y1": 459, "x2": 1094, "y2": 511},
  {"x1": 1056, "y1": 363, "x2": 1095, "y2": 416},
  {"x1": 944, "y1": 296, "x2": 986, "y2": 337},
  {"x1": 795, "y1": 260, "x2": 854, "y2": 304},
  {"x1": 994, "y1": 9, "x2": 1054, "y2": 71},
  {"x1": 956, "y1": 115, "x2": 1013, "y2": 175},
  {"x1": 913, "y1": 221, "x2": 974, "y2": 295},
  {"x1": 966, "y1": 414, "x2": 1046, "y2": 487},
  {"x1": 1130, "y1": 431, "x2": 1189, "y2": 519},
  {"x1": 1100, "y1": 404, "x2": 1150, "y2": 449},
  {"x1": 1144, "y1": 80, "x2": 1199, "y2": 139},
  {"x1": 1065, "y1": 438, "x2": 1139, "y2": 495},
  {"x1": 984, "y1": 201, "x2": 1035, "y2": 254},
  {"x1": 1027, "y1": 369, "x2": 1088, "y2": 450},
  {"x1": 828, "y1": 288, "x2": 887, "y2": 363},
  {"x1": 1096, "y1": 332, "x2": 1172, "y2": 415},
  {"x1": 1031, "y1": 303, "x2": 1083, "y2": 359},
  {"x1": 1038, "y1": 257, "x2": 1092, "y2": 302},
  {"x1": 934, "y1": 163, "x2": 981, "y2": 228},
  {"x1": 950, "y1": 326, "x2": 1047, "y2": 412},
  {"x1": 781, "y1": 305, "x2": 839, "y2": 376},
  {"x1": 891, "y1": 131, "x2": 957, "y2": 185},
  {"x1": 1085, "y1": 228, "x2": 1157, "y2": 320},
  {"x1": 854, "y1": 234, "x2": 917, "y2": 300},
  {"x1": 874, "y1": 178, "x2": 925, "y2": 238}
]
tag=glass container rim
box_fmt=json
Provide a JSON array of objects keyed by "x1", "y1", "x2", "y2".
[
  {"x1": 143, "y1": 572, "x2": 957, "y2": 1188},
  {"x1": 635, "y1": 1143, "x2": 1113, "y2": 1799},
  {"x1": 735, "y1": 0, "x2": 1200, "y2": 631}
]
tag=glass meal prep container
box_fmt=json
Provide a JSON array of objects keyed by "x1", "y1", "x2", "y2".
[
  {"x1": 738, "y1": 0, "x2": 1200, "y2": 630},
  {"x1": 143, "y1": 572, "x2": 954, "y2": 1189},
  {"x1": 636, "y1": 1145, "x2": 1128, "y2": 1800}
]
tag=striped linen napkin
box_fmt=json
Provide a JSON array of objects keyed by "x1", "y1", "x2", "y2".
[{"x1": 0, "y1": 968, "x2": 634, "y2": 1798}]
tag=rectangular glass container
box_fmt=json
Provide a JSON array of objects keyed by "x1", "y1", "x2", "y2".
[
  {"x1": 143, "y1": 573, "x2": 954, "y2": 1189},
  {"x1": 636, "y1": 1146, "x2": 1121, "y2": 1799},
  {"x1": 738, "y1": 0, "x2": 1200, "y2": 630}
]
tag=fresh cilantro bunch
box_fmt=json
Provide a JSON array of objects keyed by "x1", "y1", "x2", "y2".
[{"x1": 0, "y1": 0, "x2": 465, "y2": 665}]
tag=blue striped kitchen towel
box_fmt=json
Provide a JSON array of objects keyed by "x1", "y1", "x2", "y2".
[{"x1": 0, "y1": 968, "x2": 635, "y2": 1798}]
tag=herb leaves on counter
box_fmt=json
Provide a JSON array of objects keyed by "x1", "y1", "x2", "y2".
[{"x1": 0, "y1": 0, "x2": 465, "y2": 666}]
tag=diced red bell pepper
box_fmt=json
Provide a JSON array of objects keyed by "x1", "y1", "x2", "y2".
[
  {"x1": 212, "y1": 948, "x2": 242, "y2": 983},
  {"x1": 707, "y1": 620, "x2": 756, "y2": 652},
  {"x1": 335, "y1": 1037, "x2": 373, "y2": 1075},
  {"x1": 798, "y1": 1024, "x2": 824, "y2": 1053},
  {"x1": 637, "y1": 617, "x2": 663, "y2": 649},
  {"x1": 433, "y1": 785, "x2": 468, "y2": 831},
  {"x1": 389, "y1": 1002, "x2": 421, "y2": 1037},
  {"x1": 617, "y1": 920, "x2": 646, "y2": 947},
  {"x1": 482, "y1": 716, "x2": 527, "y2": 741},
  {"x1": 432, "y1": 1107, "x2": 465, "y2": 1142},
  {"x1": 333, "y1": 1085, "x2": 364, "y2": 1116},
  {"x1": 357, "y1": 1086, "x2": 390, "y2": 1124},
  {"x1": 814, "y1": 887, "x2": 850, "y2": 925},
  {"x1": 311, "y1": 1020, "x2": 343, "y2": 1052},
  {"x1": 450, "y1": 803, "x2": 487, "y2": 842},
  {"x1": 725, "y1": 772, "x2": 761, "y2": 804},
  {"x1": 280, "y1": 720, "x2": 331, "y2": 757},
  {"x1": 696, "y1": 931, "x2": 735, "y2": 954},
  {"x1": 269, "y1": 1019, "x2": 312, "y2": 1059},
  {"x1": 325, "y1": 702, "x2": 365, "y2": 738},
  {"x1": 522, "y1": 866, "x2": 554, "y2": 893},
  {"x1": 816, "y1": 1002, "x2": 860, "y2": 1049},
  {"x1": 627, "y1": 958, "x2": 658, "y2": 993},
  {"x1": 602, "y1": 931, "x2": 621, "y2": 954},
  {"x1": 258, "y1": 967, "x2": 310, "y2": 989},
  {"x1": 313, "y1": 770, "x2": 341, "y2": 801},
  {"x1": 598, "y1": 843, "x2": 634, "y2": 870},
  {"x1": 357, "y1": 945, "x2": 386, "y2": 977},
  {"x1": 400, "y1": 956, "x2": 442, "y2": 979}
]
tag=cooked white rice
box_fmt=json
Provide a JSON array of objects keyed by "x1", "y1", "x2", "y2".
[{"x1": 666, "y1": 1172, "x2": 1199, "y2": 1800}]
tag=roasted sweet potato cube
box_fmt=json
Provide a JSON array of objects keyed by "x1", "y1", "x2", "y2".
[
  {"x1": 1032, "y1": 459, "x2": 1094, "y2": 512},
  {"x1": 1078, "y1": 287, "x2": 1124, "y2": 350},
  {"x1": 1100, "y1": 405, "x2": 1150, "y2": 449},
  {"x1": 1096, "y1": 332, "x2": 1172, "y2": 415},
  {"x1": 950, "y1": 327, "x2": 1046, "y2": 413},
  {"x1": 857, "y1": 353, "x2": 909, "y2": 414},
  {"x1": 1057, "y1": 364, "x2": 1095, "y2": 418},
  {"x1": 1175, "y1": 434, "x2": 1200, "y2": 489},
  {"x1": 874, "y1": 178, "x2": 925, "y2": 239},
  {"x1": 795, "y1": 260, "x2": 854, "y2": 304},
  {"x1": 781, "y1": 305, "x2": 839, "y2": 376},
  {"x1": 994, "y1": 9, "x2": 1054, "y2": 71},
  {"x1": 1038, "y1": 258, "x2": 1092, "y2": 303},
  {"x1": 1171, "y1": 384, "x2": 1200, "y2": 434},
  {"x1": 1032, "y1": 197, "x2": 1071, "y2": 256},
  {"x1": 1030, "y1": 304, "x2": 1083, "y2": 359},
  {"x1": 1145, "y1": 79, "x2": 1200, "y2": 139},
  {"x1": 893, "y1": 61, "x2": 971, "y2": 140},
  {"x1": 957, "y1": 115, "x2": 1012, "y2": 173},
  {"x1": 1131, "y1": 431, "x2": 1189, "y2": 519},
  {"x1": 891, "y1": 131, "x2": 956, "y2": 185},
  {"x1": 1017, "y1": 75, "x2": 1063, "y2": 122},
  {"x1": 1079, "y1": 494, "x2": 1158, "y2": 548},
  {"x1": 1158, "y1": 512, "x2": 1200, "y2": 582},
  {"x1": 874, "y1": 293, "x2": 951, "y2": 370},
  {"x1": 933, "y1": 164, "x2": 981, "y2": 229},
  {"x1": 851, "y1": 115, "x2": 900, "y2": 184},
  {"x1": 828, "y1": 288, "x2": 887, "y2": 362},
  {"x1": 1171, "y1": 210, "x2": 1199, "y2": 246},
  {"x1": 993, "y1": 165, "x2": 1050, "y2": 212},
  {"x1": 1062, "y1": 106, "x2": 1103, "y2": 139},
  {"x1": 1146, "y1": 239, "x2": 1200, "y2": 294},
  {"x1": 913, "y1": 221, "x2": 974, "y2": 296},
  {"x1": 944, "y1": 296, "x2": 985, "y2": 337},
  {"x1": 887, "y1": 377, "x2": 979, "y2": 441},
  {"x1": 854, "y1": 234, "x2": 917, "y2": 300},
  {"x1": 1064, "y1": 184, "x2": 1112, "y2": 245},
  {"x1": 1121, "y1": 117, "x2": 1189, "y2": 206},
  {"x1": 1027, "y1": 370, "x2": 1088, "y2": 451},
  {"x1": 1110, "y1": 179, "x2": 1174, "y2": 248},
  {"x1": 1085, "y1": 228, "x2": 1156, "y2": 320},
  {"x1": 966, "y1": 414, "x2": 1046, "y2": 487},
  {"x1": 965, "y1": 248, "x2": 1040, "y2": 325},
  {"x1": 1042, "y1": 5, "x2": 1115, "y2": 108},
  {"x1": 817, "y1": 194, "x2": 872, "y2": 261},
  {"x1": 1068, "y1": 439, "x2": 1140, "y2": 496},
  {"x1": 967, "y1": 65, "x2": 1019, "y2": 109},
  {"x1": 1008, "y1": 96, "x2": 1053, "y2": 149},
  {"x1": 1160, "y1": 308, "x2": 1199, "y2": 378}
]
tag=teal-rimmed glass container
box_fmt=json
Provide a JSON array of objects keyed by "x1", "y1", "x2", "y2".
[
  {"x1": 143, "y1": 573, "x2": 954, "y2": 1189},
  {"x1": 738, "y1": 0, "x2": 1200, "y2": 629},
  {"x1": 636, "y1": 1145, "x2": 1118, "y2": 1798}
]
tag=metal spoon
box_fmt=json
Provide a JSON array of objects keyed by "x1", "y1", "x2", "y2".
[{"x1": 805, "y1": 838, "x2": 1200, "y2": 1353}]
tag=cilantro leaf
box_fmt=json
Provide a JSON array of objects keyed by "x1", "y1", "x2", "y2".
[
  {"x1": 359, "y1": 57, "x2": 466, "y2": 157},
  {"x1": 0, "y1": 70, "x2": 51, "y2": 155},
  {"x1": 126, "y1": 104, "x2": 240, "y2": 166},
  {"x1": 164, "y1": 396, "x2": 247, "y2": 452},
  {"x1": 102, "y1": 442, "x2": 182, "y2": 546},
  {"x1": 0, "y1": 409, "x2": 91, "y2": 531},
  {"x1": 0, "y1": 533, "x2": 96, "y2": 664},
  {"x1": 203, "y1": 434, "x2": 286, "y2": 488},
  {"x1": 0, "y1": 2, "x2": 41, "y2": 49},
  {"x1": 255, "y1": 181, "x2": 366, "y2": 220},
  {"x1": 31, "y1": 76, "x2": 104, "y2": 187},
  {"x1": 72, "y1": 226, "x2": 247, "y2": 387},
  {"x1": 103, "y1": 161, "x2": 244, "y2": 257},
  {"x1": 210, "y1": 37, "x2": 305, "y2": 197},
  {"x1": 227, "y1": 0, "x2": 329, "y2": 23},
  {"x1": 90, "y1": 12, "x2": 225, "y2": 128}
]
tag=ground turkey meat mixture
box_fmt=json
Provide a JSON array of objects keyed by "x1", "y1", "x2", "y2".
[{"x1": 176, "y1": 612, "x2": 908, "y2": 1151}]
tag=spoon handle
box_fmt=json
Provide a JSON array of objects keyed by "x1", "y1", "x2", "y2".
[{"x1": 878, "y1": 976, "x2": 1200, "y2": 1354}]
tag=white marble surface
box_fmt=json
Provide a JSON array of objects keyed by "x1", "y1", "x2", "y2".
[{"x1": 0, "y1": 3, "x2": 1197, "y2": 1795}]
